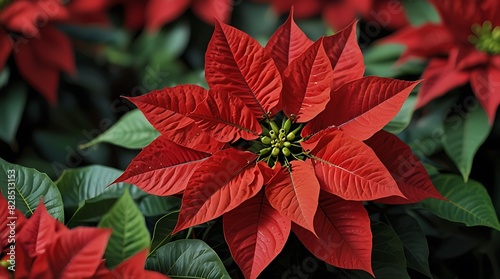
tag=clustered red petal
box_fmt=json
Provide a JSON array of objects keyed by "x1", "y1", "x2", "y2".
[
  {"x1": 254, "y1": 0, "x2": 409, "y2": 31},
  {"x1": 116, "y1": 12, "x2": 444, "y2": 279},
  {"x1": 0, "y1": 0, "x2": 77, "y2": 104},
  {"x1": 0, "y1": 0, "x2": 231, "y2": 105},
  {"x1": 0, "y1": 195, "x2": 168, "y2": 279},
  {"x1": 383, "y1": 0, "x2": 500, "y2": 123}
]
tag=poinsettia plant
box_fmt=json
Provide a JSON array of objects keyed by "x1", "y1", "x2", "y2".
[
  {"x1": 0, "y1": 195, "x2": 168, "y2": 279},
  {"x1": 385, "y1": 0, "x2": 500, "y2": 123},
  {"x1": 114, "y1": 12, "x2": 444, "y2": 278}
]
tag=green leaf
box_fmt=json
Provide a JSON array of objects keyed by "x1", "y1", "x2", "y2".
[
  {"x1": 402, "y1": 0, "x2": 440, "y2": 26},
  {"x1": 65, "y1": 198, "x2": 118, "y2": 226},
  {"x1": 384, "y1": 95, "x2": 417, "y2": 134},
  {"x1": 0, "y1": 158, "x2": 64, "y2": 221},
  {"x1": 146, "y1": 239, "x2": 231, "y2": 279},
  {"x1": 134, "y1": 21, "x2": 190, "y2": 67},
  {"x1": 363, "y1": 44, "x2": 426, "y2": 78},
  {"x1": 58, "y1": 25, "x2": 129, "y2": 45},
  {"x1": 79, "y1": 109, "x2": 159, "y2": 149},
  {"x1": 442, "y1": 106, "x2": 490, "y2": 181},
  {"x1": 138, "y1": 195, "x2": 181, "y2": 217},
  {"x1": 388, "y1": 215, "x2": 432, "y2": 278},
  {"x1": 0, "y1": 67, "x2": 9, "y2": 88},
  {"x1": 338, "y1": 222, "x2": 410, "y2": 279},
  {"x1": 98, "y1": 190, "x2": 150, "y2": 268},
  {"x1": 150, "y1": 211, "x2": 179, "y2": 255},
  {"x1": 422, "y1": 174, "x2": 500, "y2": 231},
  {"x1": 56, "y1": 165, "x2": 147, "y2": 217},
  {"x1": 0, "y1": 83, "x2": 27, "y2": 144}
]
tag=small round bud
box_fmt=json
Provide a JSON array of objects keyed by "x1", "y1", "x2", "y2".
[
  {"x1": 260, "y1": 147, "x2": 272, "y2": 155},
  {"x1": 261, "y1": 136, "x2": 272, "y2": 145},
  {"x1": 282, "y1": 147, "x2": 291, "y2": 156},
  {"x1": 272, "y1": 147, "x2": 280, "y2": 157}
]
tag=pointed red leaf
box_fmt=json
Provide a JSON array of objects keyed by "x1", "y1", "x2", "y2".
[
  {"x1": 304, "y1": 76, "x2": 419, "y2": 140},
  {"x1": 30, "y1": 252, "x2": 53, "y2": 279},
  {"x1": 15, "y1": 45, "x2": 60, "y2": 105},
  {"x1": 126, "y1": 85, "x2": 225, "y2": 153},
  {"x1": 188, "y1": 90, "x2": 262, "y2": 142},
  {"x1": 32, "y1": 26, "x2": 75, "y2": 75},
  {"x1": 417, "y1": 56, "x2": 470, "y2": 109},
  {"x1": 15, "y1": 238, "x2": 34, "y2": 279},
  {"x1": 16, "y1": 201, "x2": 58, "y2": 258},
  {"x1": 192, "y1": 0, "x2": 233, "y2": 24},
  {"x1": 224, "y1": 191, "x2": 291, "y2": 279},
  {"x1": 205, "y1": 20, "x2": 282, "y2": 117},
  {"x1": 323, "y1": 21, "x2": 365, "y2": 90},
  {"x1": 265, "y1": 8, "x2": 314, "y2": 73},
  {"x1": 126, "y1": 84, "x2": 207, "y2": 134},
  {"x1": 293, "y1": 191, "x2": 373, "y2": 275},
  {"x1": 429, "y1": 0, "x2": 486, "y2": 44},
  {"x1": 305, "y1": 128, "x2": 404, "y2": 201},
  {"x1": 145, "y1": 0, "x2": 190, "y2": 31},
  {"x1": 46, "y1": 227, "x2": 112, "y2": 278},
  {"x1": 365, "y1": 131, "x2": 445, "y2": 204},
  {"x1": 114, "y1": 135, "x2": 211, "y2": 196},
  {"x1": 381, "y1": 24, "x2": 454, "y2": 63},
  {"x1": 282, "y1": 39, "x2": 333, "y2": 123},
  {"x1": 0, "y1": 30, "x2": 12, "y2": 67},
  {"x1": 161, "y1": 122, "x2": 225, "y2": 154},
  {"x1": 471, "y1": 64, "x2": 500, "y2": 124},
  {"x1": 265, "y1": 160, "x2": 320, "y2": 234},
  {"x1": 173, "y1": 150, "x2": 262, "y2": 233}
]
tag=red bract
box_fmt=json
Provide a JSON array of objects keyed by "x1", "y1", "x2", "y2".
[
  {"x1": 0, "y1": 199, "x2": 168, "y2": 279},
  {"x1": 0, "y1": 0, "x2": 75, "y2": 104},
  {"x1": 384, "y1": 0, "x2": 500, "y2": 123},
  {"x1": 115, "y1": 0, "x2": 232, "y2": 31},
  {"x1": 254, "y1": 0, "x2": 408, "y2": 31},
  {"x1": 116, "y1": 13, "x2": 444, "y2": 278}
]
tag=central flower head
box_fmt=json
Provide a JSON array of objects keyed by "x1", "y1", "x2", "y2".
[
  {"x1": 255, "y1": 113, "x2": 305, "y2": 167},
  {"x1": 469, "y1": 21, "x2": 500, "y2": 54}
]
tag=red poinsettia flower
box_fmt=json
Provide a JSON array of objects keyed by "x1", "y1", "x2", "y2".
[
  {"x1": 254, "y1": 0, "x2": 408, "y2": 31},
  {"x1": 384, "y1": 0, "x2": 500, "y2": 122},
  {"x1": 0, "y1": 0, "x2": 76, "y2": 104},
  {"x1": 115, "y1": 12, "x2": 443, "y2": 278},
  {"x1": 115, "y1": 0, "x2": 232, "y2": 31},
  {"x1": 0, "y1": 197, "x2": 169, "y2": 279}
]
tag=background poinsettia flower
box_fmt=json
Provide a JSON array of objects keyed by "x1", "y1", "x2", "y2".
[
  {"x1": 0, "y1": 198, "x2": 168, "y2": 279},
  {"x1": 115, "y1": 0, "x2": 233, "y2": 31},
  {"x1": 383, "y1": 0, "x2": 500, "y2": 122},
  {"x1": 115, "y1": 13, "x2": 444, "y2": 279},
  {"x1": 0, "y1": 0, "x2": 75, "y2": 105},
  {"x1": 254, "y1": 0, "x2": 408, "y2": 30}
]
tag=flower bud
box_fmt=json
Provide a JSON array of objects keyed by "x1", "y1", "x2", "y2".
[
  {"x1": 261, "y1": 136, "x2": 272, "y2": 145},
  {"x1": 272, "y1": 147, "x2": 280, "y2": 157},
  {"x1": 260, "y1": 147, "x2": 272, "y2": 155},
  {"x1": 283, "y1": 119, "x2": 292, "y2": 133},
  {"x1": 269, "y1": 121, "x2": 280, "y2": 134},
  {"x1": 282, "y1": 147, "x2": 291, "y2": 156}
]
